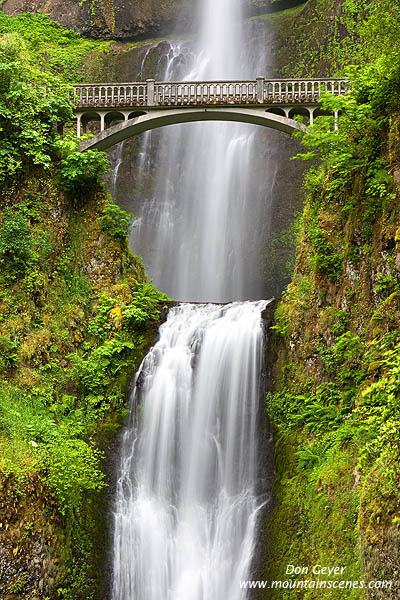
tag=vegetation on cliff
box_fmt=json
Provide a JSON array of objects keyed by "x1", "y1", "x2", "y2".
[
  {"x1": 0, "y1": 26, "x2": 168, "y2": 599},
  {"x1": 262, "y1": 1, "x2": 400, "y2": 597}
]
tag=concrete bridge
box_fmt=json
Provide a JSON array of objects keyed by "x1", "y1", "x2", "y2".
[{"x1": 73, "y1": 77, "x2": 348, "y2": 151}]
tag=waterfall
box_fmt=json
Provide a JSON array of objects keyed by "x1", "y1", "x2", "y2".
[
  {"x1": 112, "y1": 302, "x2": 268, "y2": 600},
  {"x1": 111, "y1": 1, "x2": 273, "y2": 597},
  {"x1": 130, "y1": 0, "x2": 270, "y2": 303}
]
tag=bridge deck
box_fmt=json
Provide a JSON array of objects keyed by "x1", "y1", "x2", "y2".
[{"x1": 73, "y1": 77, "x2": 348, "y2": 110}]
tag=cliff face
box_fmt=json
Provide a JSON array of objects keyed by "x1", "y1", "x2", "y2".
[
  {"x1": 1, "y1": 0, "x2": 306, "y2": 40},
  {"x1": 259, "y1": 116, "x2": 400, "y2": 599},
  {"x1": 254, "y1": 1, "x2": 400, "y2": 595},
  {"x1": 1, "y1": 0, "x2": 190, "y2": 40}
]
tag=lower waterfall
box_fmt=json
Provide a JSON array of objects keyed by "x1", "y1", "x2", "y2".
[{"x1": 111, "y1": 301, "x2": 269, "y2": 599}]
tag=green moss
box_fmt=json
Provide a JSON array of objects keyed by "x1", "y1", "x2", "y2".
[
  {"x1": 0, "y1": 12, "x2": 111, "y2": 81},
  {"x1": 247, "y1": 4, "x2": 305, "y2": 22}
]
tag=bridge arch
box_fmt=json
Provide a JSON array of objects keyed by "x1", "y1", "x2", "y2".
[{"x1": 79, "y1": 107, "x2": 306, "y2": 152}]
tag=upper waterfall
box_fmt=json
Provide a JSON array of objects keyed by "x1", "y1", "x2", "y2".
[{"x1": 129, "y1": 0, "x2": 272, "y2": 303}]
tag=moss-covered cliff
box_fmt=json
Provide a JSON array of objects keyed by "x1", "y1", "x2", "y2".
[
  {"x1": 0, "y1": 25, "x2": 171, "y2": 599},
  {"x1": 1, "y1": 0, "x2": 306, "y2": 40},
  {"x1": 259, "y1": 1, "x2": 400, "y2": 597}
]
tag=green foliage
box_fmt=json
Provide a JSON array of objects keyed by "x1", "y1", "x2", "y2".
[
  {"x1": 308, "y1": 217, "x2": 343, "y2": 282},
  {"x1": 270, "y1": 301, "x2": 290, "y2": 337},
  {"x1": 125, "y1": 283, "x2": 166, "y2": 326},
  {"x1": 317, "y1": 332, "x2": 366, "y2": 392},
  {"x1": 59, "y1": 149, "x2": 110, "y2": 196},
  {"x1": 374, "y1": 273, "x2": 399, "y2": 296},
  {"x1": 267, "y1": 382, "x2": 348, "y2": 435},
  {"x1": 9, "y1": 576, "x2": 26, "y2": 593},
  {"x1": 294, "y1": 94, "x2": 388, "y2": 200},
  {"x1": 0, "y1": 336, "x2": 18, "y2": 373},
  {"x1": 331, "y1": 309, "x2": 350, "y2": 336},
  {"x1": 0, "y1": 34, "x2": 72, "y2": 183},
  {"x1": 0, "y1": 33, "x2": 109, "y2": 196},
  {"x1": 0, "y1": 209, "x2": 36, "y2": 277},
  {"x1": 0, "y1": 13, "x2": 110, "y2": 81},
  {"x1": 45, "y1": 439, "x2": 105, "y2": 514},
  {"x1": 0, "y1": 385, "x2": 103, "y2": 512},
  {"x1": 100, "y1": 203, "x2": 132, "y2": 240},
  {"x1": 355, "y1": 342, "x2": 400, "y2": 488},
  {"x1": 265, "y1": 1, "x2": 400, "y2": 591},
  {"x1": 0, "y1": 36, "x2": 72, "y2": 183},
  {"x1": 87, "y1": 295, "x2": 115, "y2": 340},
  {"x1": 87, "y1": 283, "x2": 166, "y2": 342},
  {"x1": 69, "y1": 337, "x2": 135, "y2": 394}
]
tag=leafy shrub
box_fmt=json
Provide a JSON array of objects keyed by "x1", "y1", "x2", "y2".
[
  {"x1": 0, "y1": 336, "x2": 18, "y2": 373},
  {"x1": 308, "y1": 220, "x2": 343, "y2": 282},
  {"x1": 296, "y1": 444, "x2": 326, "y2": 470},
  {"x1": 0, "y1": 34, "x2": 72, "y2": 184},
  {"x1": 271, "y1": 301, "x2": 290, "y2": 337},
  {"x1": 124, "y1": 283, "x2": 165, "y2": 327},
  {"x1": 87, "y1": 295, "x2": 115, "y2": 340},
  {"x1": 0, "y1": 209, "x2": 36, "y2": 276},
  {"x1": 374, "y1": 273, "x2": 399, "y2": 295},
  {"x1": 69, "y1": 337, "x2": 135, "y2": 393},
  {"x1": 59, "y1": 147, "x2": 110, "y2": 195},
  {"x1": 100, "y1": 204, "x2": 132, "y2": 240},
  {"x1": 45, "y1": 439, "x2": 105, "y2": 514},
  {"x1": 0, "y1": 386, "x2": 104, "y2": 512}
]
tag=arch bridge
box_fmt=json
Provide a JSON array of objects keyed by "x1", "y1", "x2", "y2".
[{"x1": 73, "y1": 77, "x2": 349, "y2": 151}]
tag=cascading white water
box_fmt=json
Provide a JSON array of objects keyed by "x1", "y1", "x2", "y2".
[
  {"x1": 112, "y1": 302, "x2": 268, "y2": 600},
  {"x1": 130, "y1": 0, "x2": 270, "y2": 303},
  {"x1": 111, "y1": 1, "x2": 273, "y2": 597}
]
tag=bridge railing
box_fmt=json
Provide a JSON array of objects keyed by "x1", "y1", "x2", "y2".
[
  {"x1": 73, "y1": 83, "x2": 149, "y2": 107},
  {"x1": 155, "y1": 81, "x2": 259, "y2": 105},
  {"x1": 72, "y1": 78, "x2": 349, "y2": 108},
  {"x1": 264, "y1": 79, "x2": 348, "y2": 103}
]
